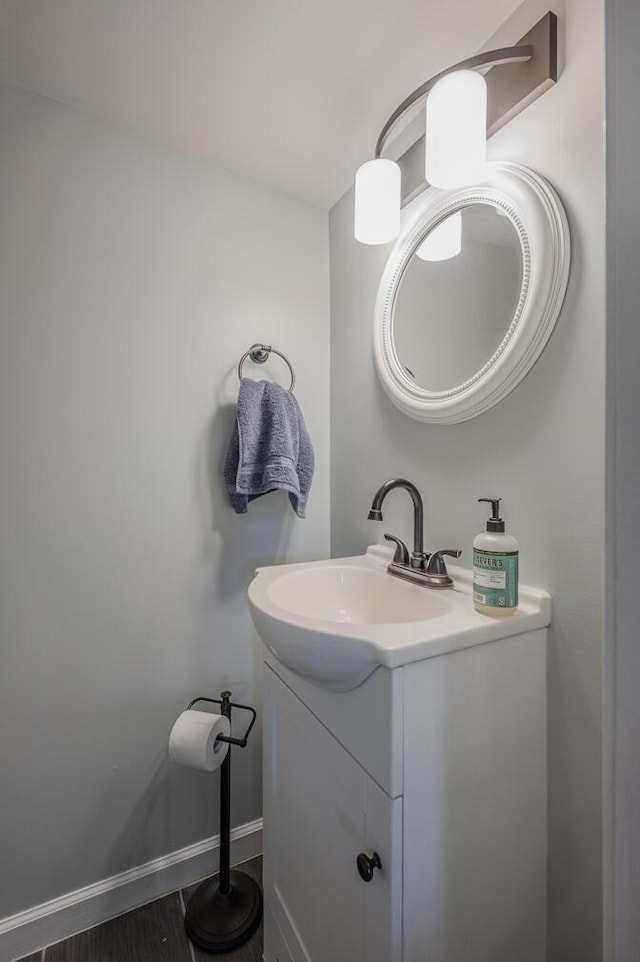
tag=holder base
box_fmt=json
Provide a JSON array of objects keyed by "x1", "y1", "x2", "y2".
[{"x1": 184, "y1": 869, "x2": 263, "y2": 954}]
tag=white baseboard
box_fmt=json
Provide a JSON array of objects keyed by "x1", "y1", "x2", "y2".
[{"x1": 0, "y1": 818, "x2": 263, "y2": 962}]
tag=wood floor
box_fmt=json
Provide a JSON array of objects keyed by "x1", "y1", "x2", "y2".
[{"x1": 17, "y1": 857, "x2": 263, "y2": 962}]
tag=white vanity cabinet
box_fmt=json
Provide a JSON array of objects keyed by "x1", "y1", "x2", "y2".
[
  {"x1": 262, "y1": 627, "x2": 547, "y2": 962},
  {"x1": 263, "y1": 667, "x2": 402, "y2": 962}
]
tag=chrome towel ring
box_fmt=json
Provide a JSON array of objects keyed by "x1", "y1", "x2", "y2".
[{"x1": 237, "y1": 343, "x2": 296, "y2": 392}]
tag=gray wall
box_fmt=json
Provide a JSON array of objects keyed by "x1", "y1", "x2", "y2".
[
  {"x1": 605, "y1": 0, "x2": 640, "y2": 958},
  {"x1": 0, "y1": 82, "x2": 330, "y2": 918},
  {"x1": 329, "y1": 0, "x2": 604, "y2": 959}
]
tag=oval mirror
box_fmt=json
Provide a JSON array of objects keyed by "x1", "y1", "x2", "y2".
[{"x1": 374, "y1": 162, "x2": 571, "y2": 424}]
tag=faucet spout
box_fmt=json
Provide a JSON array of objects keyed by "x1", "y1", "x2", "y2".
[{"x1": 368, "y1": 478, "x2": 425, "y2": 560}]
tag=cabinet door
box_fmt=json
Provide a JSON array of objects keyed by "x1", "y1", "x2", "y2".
[{"x1": 263, "y1": 666, "x2": 402, "y2": 962}]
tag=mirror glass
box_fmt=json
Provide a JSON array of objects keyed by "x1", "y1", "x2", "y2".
[{"x1": 392, "y1": 204, "x2": 523, "y2": 392}]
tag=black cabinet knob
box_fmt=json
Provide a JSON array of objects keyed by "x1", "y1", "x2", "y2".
[{"x1": 356, "y1": 851, "x2": 382, "y2": 882}]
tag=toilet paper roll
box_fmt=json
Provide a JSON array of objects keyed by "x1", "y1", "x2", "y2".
[{"x1": 169, "y1": 710, "x2": 231, "y2": 772}]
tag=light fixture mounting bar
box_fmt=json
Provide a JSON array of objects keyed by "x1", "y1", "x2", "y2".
[
  {"x1": 485, "y1": 11, "x2": 557, "y2": 137},
  {"x1": 382, "y1": 11, "x2": 558, "y2": 209}
]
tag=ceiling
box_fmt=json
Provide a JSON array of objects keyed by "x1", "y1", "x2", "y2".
[{"x1": 0, "y1": 0, "x2": 520, "y2": 209}]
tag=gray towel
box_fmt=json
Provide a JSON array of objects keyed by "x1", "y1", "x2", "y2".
[{"x1": 224, "y1": 379, "x2": 314, "y2": 518}]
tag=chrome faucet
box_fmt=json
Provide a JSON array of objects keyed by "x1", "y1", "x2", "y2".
[{"x1": 368, "y1": 478, "x2": 462, "y2": 588}]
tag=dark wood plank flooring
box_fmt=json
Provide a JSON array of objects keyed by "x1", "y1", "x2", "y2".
[
  {"x1": 16, "y1": 857, "x2": 263, "y2": 962},
  {"x1": 45, "y1": 892, "x2": 191, "y2": 962}
]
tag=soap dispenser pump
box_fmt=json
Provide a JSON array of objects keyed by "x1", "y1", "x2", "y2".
[{"x1": 473, "y1": 497, "x2": 519, "y2": 617}]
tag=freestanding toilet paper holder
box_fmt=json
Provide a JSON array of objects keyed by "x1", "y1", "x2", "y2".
[{"x1": 183, "y1": 691, "x2": 262, "y2": 954}]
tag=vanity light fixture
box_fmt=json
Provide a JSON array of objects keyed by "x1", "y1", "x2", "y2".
[
  {"x1": 425, "y1": 71, "x2": 487, "y2": 189},
  {"x1": 354, "y1": 159, "x2": 401, "y2": 244},
  {"x1": 354, "y1": 11, "x2": 558, "y2": 245}
]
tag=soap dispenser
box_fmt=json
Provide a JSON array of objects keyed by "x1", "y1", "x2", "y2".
[{"x1": 473, "y1": 498, "x2": 519, "y2": 617}]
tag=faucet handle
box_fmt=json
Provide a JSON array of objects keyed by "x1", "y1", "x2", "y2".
[
  {"x1": 384, "y1": 533, "x2": 410, "y2": 566},
  {"x1": 426, "y1": 549, "x2": 462, "y2": 575},
  {"x1": 422, "y1": 549, "x2": 463, "y2": 588}
]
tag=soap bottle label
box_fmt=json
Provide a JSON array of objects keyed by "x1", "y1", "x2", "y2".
[{"x1": 473, "y1": 549, "x2": 518, "y2": 609}]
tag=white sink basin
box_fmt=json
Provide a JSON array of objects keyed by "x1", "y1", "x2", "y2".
[
  {"x1": 266, "y1": 563, "x2": 451, "y2": 625},
  {"x1": 248, "y1": 545, "x2": 551, "y2": 691}
]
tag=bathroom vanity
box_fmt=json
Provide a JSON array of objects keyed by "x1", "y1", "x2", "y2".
[{"x1": 250, "y1": 547, "x2": 550, "y2": 962}]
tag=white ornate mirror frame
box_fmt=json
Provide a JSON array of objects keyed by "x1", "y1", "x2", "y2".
[{"x1": 374, "y1": 161, "x2": 571, "y2": 424}]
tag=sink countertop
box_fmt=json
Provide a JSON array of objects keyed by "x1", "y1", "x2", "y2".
[{"x1": 248, "y1": 544, "x2": 551, "y2": 689}]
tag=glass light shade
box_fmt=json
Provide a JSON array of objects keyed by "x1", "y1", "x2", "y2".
[
  {"x1": 416, "y1": 211, "x2": 462, "y2": 261},
  {"x1": 425, "y1": 70, "x2": 487, "y2": 188},
  {"x1": 354, "y1": 159, "x2": 401, "y2": 245}
]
